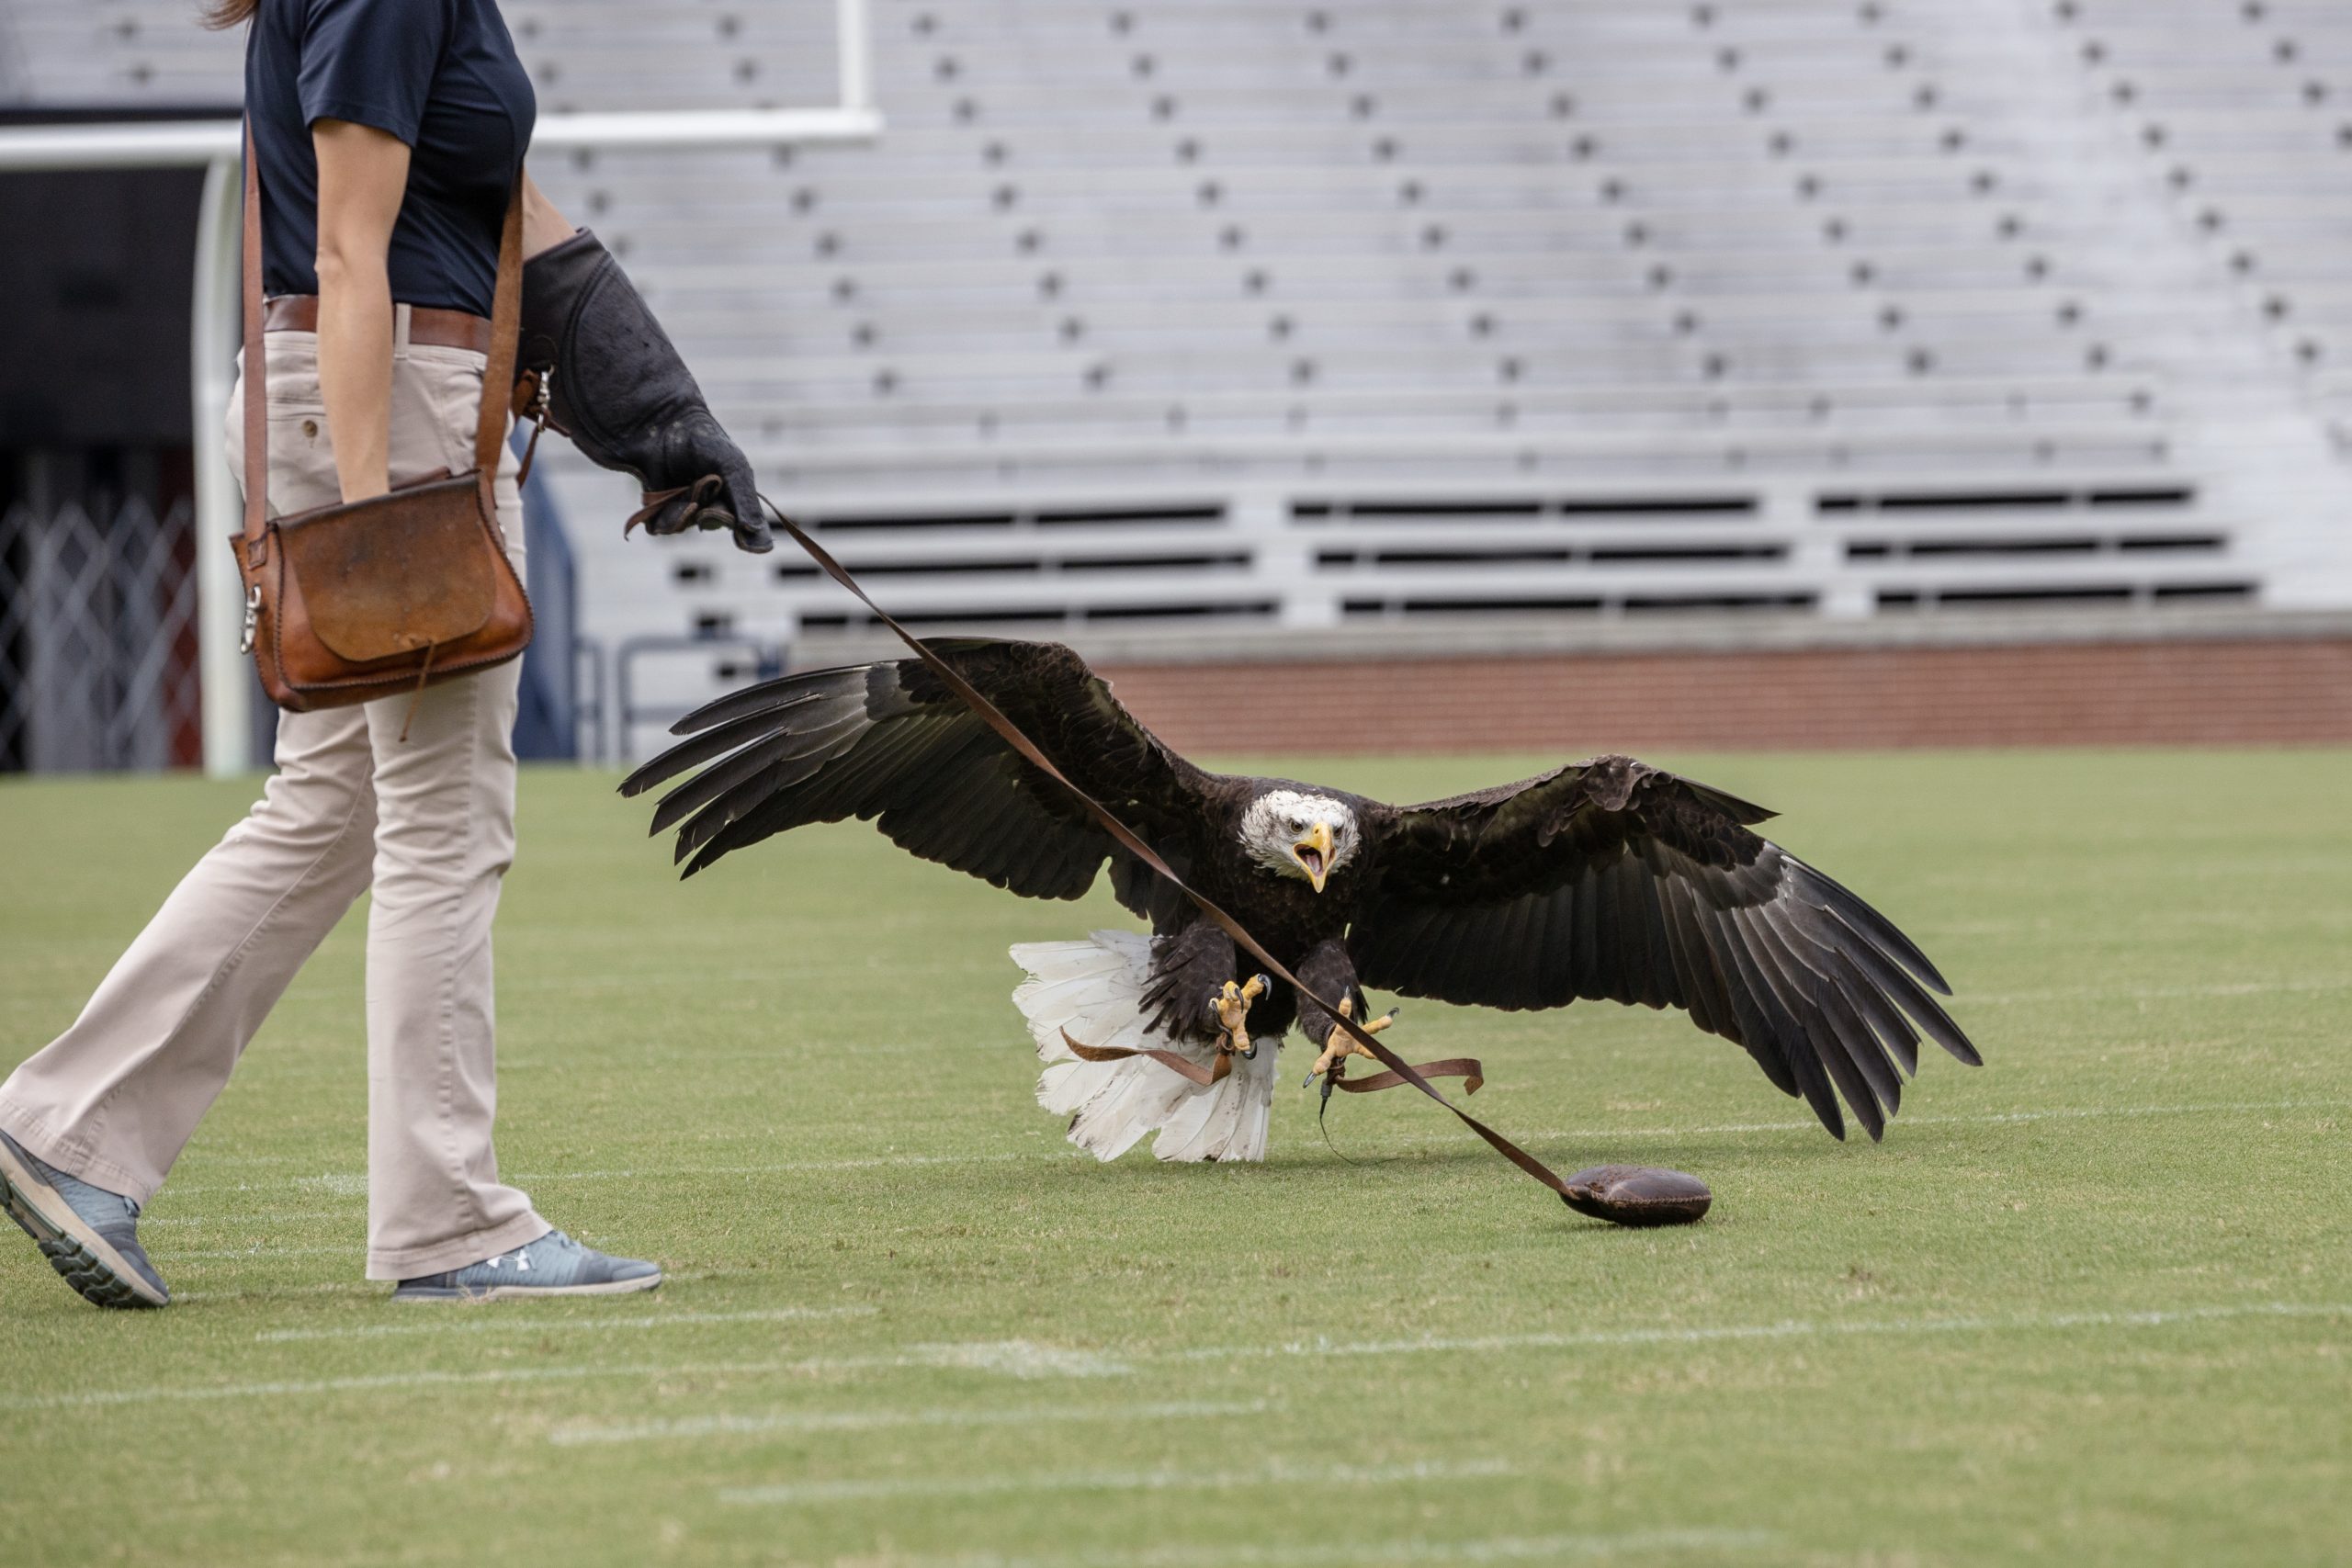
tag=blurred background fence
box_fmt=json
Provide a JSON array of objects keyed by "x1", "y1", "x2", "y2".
[
  {"x1": 0, "y1": 473, "x2": 583, "y2": 768},
  {"x1": 0, "y1": 495, "x2": 200, "y2": 773},
  {"x1": 5, "y1": 0, "x2": 2350, "y2": 772}
]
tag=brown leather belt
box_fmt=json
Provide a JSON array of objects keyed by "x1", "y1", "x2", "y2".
[{"x1": 262, "y1": 295, "x2": 494, "y2": 353}]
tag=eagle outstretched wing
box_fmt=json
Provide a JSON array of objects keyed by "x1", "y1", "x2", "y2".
[
  {"x1": 1351, "y1": 756, "x2": 1978, "y2": 1140},
  {"x1": 620, "y1": 638, "x2": 1215, "y2": 905}
]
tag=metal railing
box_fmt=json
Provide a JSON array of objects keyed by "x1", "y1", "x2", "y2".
[{"x1": 0, "y1": 497, "x2": 202, "y2": 773}]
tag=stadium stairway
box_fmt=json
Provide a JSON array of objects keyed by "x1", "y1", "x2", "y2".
[{"x1": 10, "y1": 0, "x2": 2352, "y2": 758}]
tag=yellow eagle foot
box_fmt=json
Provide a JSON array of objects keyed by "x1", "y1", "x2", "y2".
[
  {"x1": 1212, "y1": 975, "x2": 1269, "y2": 1058},
  {"x1": 1304, "y1": 996, "x2": 1395, "y2": 1085}
]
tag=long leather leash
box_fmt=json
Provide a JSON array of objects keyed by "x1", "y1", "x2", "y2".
[{"x1": 732, "y1": 494, "x2": 1594, "y2": 1212}]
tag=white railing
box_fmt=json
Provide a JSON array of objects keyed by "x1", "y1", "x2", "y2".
[{"x1": 563, "y1": 463, "x2": 2258, "y2": 761}]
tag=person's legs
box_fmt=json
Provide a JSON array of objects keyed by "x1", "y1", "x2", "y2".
[
  {"x1": 357, "y1": 335, "x2": 656, "y2": 1295},
  {"x1": 357, "y1": 650, "x2": 549, "y2": 1279},
  {"x1": 358, "y1": 333, "x2": 548, "y2": 1280},
  {"x1": 4, "y1": 326, "x2": 655, "y2": 1303},
  {"x1": 362, "y1": 698, "x2": 658, "y2": 1289}
]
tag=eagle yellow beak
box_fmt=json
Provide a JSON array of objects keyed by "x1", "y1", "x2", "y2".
[{"x1": 1291, "y1": 820, "x2": 1334, "y2": 893}]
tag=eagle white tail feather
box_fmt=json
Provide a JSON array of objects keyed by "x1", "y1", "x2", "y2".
[{"x1": 1011, "y1": 931, "x2": 1276, "y2": 1163}]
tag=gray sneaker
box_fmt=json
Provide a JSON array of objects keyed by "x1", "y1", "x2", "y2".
[
  {"x1": 0, "y1": 1128, "x2": 169, "y2": 1309},
  {"x1": 392, "y1": 1228, "x2": 662, "y2": 1302}
]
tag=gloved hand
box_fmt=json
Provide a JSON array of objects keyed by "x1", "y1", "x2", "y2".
[{"x1": 518, "y1": 229, "x2": 773, "y2": 554}]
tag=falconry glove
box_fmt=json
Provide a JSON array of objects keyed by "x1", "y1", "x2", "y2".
[{"x1": 518, "y1": 229, "x2": 773, "y2": 554}]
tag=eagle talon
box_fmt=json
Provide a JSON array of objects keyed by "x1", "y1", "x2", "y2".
[
  {"x1": 1304, "y1": 997, "x2": 1394, "y2": 1085},
  {"x1": 1212, "y1": 975, "x2": 1267, "y2": 1057}
]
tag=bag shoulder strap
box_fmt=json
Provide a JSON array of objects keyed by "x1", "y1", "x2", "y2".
[
  {"x1": 240, "y1": 118, "x2": 267, "y2": 567},
  {"x1": 474, "y1": 165, "x2": 526, "y2": 480},
  {"x1": 238, "y1": 116, "x2": 526, "y2": 546}
]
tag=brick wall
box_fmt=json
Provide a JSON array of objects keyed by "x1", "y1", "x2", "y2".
[{"x1": 1095, "y1": 633, "x2": 2352, "y2": 754}]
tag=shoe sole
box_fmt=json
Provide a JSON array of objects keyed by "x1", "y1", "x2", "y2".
[
  {"x1": 391, "y1": 1272, "x2": 663, "y2": 1303},
  {"x1": 0, "y1": 1141, "x2": 168, "y2": 1309}
]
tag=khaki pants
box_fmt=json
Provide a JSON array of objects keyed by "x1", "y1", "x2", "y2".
[{"x1": 0, "y1": 319, "x2": 548, "y2": 1280}]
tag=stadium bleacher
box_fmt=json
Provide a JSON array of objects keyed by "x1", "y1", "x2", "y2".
[{"x1": 10, "y1": 0, "x2": 2351, "y2": 755}]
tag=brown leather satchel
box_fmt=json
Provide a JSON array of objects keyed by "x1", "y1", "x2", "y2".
[{"x1": 232, "y1": 122, "x2": 533, "y2": 716}]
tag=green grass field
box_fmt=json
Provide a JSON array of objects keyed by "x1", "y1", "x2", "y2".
[{"x1": 2, "y1": 750, "x2": 2346, "y2": 1567}]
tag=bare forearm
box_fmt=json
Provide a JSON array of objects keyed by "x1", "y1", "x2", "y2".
[
  {"x1": 309, "y1": 118, "x2": 409, "y2": 505},
  {"x1": 314, "y1": 253, "x2": 395, "y2": 502}
]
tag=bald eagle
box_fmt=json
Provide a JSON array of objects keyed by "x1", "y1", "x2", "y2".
[{"x1": 621, "y1": 639, "x2": 1978, "y2": 1163}]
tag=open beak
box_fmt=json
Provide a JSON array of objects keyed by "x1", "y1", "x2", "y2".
[{"x1": 1291, "y1": 820, "x2": 1334, "y2": 893}]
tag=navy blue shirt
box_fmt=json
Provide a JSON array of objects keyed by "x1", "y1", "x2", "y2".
[{"x1": 245, "y1": 0, "x2": 537, "y2": 318}]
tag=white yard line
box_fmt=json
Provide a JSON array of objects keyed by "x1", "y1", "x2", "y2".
[
  {"x1": 0, "y1": 1340, "x2": 1125, "y2": 1414},
  {"x1": 1160, "y1": 1301, "x2": 2352, "y2": 1363},
  {"x1": 551, "y1": 1396, "x2": 1270, "y2": 1447},
  {"x1": 1511, "y1": 1097, "x2": 2349, "y2": 1145},
  {"x1": 0, "y1": 1359, "x2": 800, "y2": 1412},
  {"x1": 255, "y1": 1304, "x2": 877, "y2": 1343},
  {"x1": 11, "y1": 1301, "x2": 2340, "y2": 1415},
  {"x1": 149, "y1": 1097, "x2": 2345, "y2": 1207},
  {"x1": 509, "y1": 1149, "x2": 1091, "y2": 1184},
  {"x1": 172, "y1": 1269, "x2": 746, "y2": 1305},
  {"x1": 718, "y1": 1457, "x2": 1515, "y2": 1507},
  {"x1": 172, "y1": 1281, "x2": 382, "y2": 1303},
  {"x1": 784, "y1": 1529, "x2": 1784, "y2": 1568},
  {"x1": 157, "y1": 1148, "x2": 1083, "y2": 1200},
  {"x1": 1964, "y1": 976, "x2": 2352, "y2": 1005},
  {"x1": 880, "y1": 1341, "x2": 1135, "y2": 1378},
  {"x1": 143, "y1": 1211, "x2": 354, "y2": 1230},
  {"x1": 171, "y1": 1151, "x2": 316, "y2": 1169},
  {"x1": 729, "y1": 1341, "x2": 1135, "y2": 1381}
]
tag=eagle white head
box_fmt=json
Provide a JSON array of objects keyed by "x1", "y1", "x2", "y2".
[{"x1": 1239, "y1": 788, "x2": 1360, "y2": 893}]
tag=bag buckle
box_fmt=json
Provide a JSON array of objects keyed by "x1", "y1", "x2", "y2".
[
  {"x1": 238, "y1": 583, "x2": 262, "y2": 654},
  {"x1": 515, "y1": 369, "x2": 551, "y2": 487}
]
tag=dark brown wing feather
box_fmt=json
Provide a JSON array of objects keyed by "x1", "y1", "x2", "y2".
[
  {"x1": 619, "y1": 638, "x2": 1216, "y2": 903},
  {"x1": 1351, "y1": 755, "x2": 1977, "y2": 1141}
]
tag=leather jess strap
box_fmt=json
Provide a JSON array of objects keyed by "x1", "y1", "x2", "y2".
[
  {"x1": 749, "y1": 496, "x2": 1595, "y2": 1213},
  {"x1": 1061, "y1": 1029, "x2": 1236, "y2": 1089},
  {"x1": 1061, "y1": 1026, "x2": 1483, "y2": 1098},
  {"x1": 1333, "y1": 1057, "x2": 1486, "y2": 1096}
]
